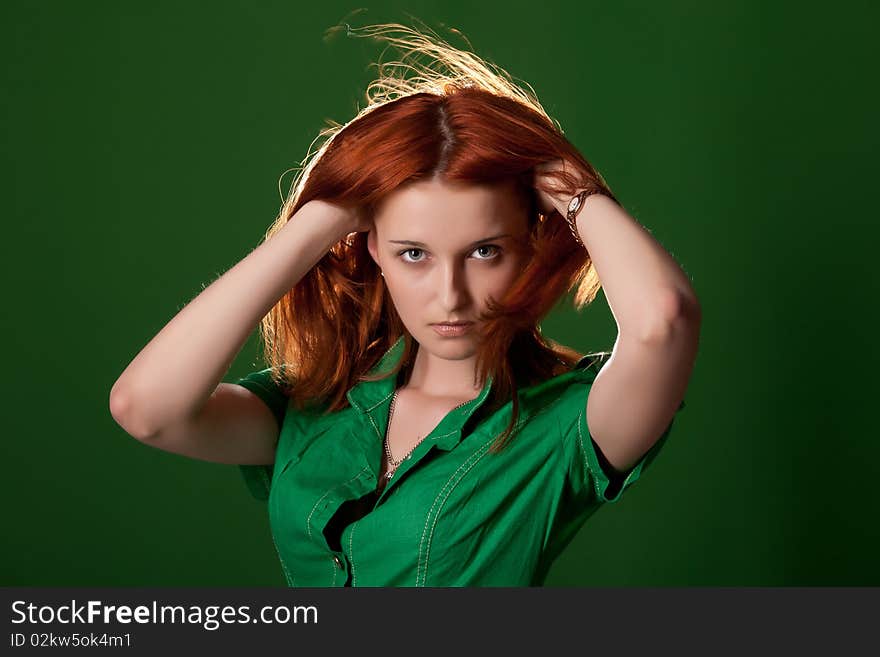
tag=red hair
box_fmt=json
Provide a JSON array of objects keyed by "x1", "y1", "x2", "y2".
[{"x1": 258, "y1": 22, "x2": 621, "y2": 451}]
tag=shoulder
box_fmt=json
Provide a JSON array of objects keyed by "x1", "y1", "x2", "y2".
[
  {"x1": 484, "y1": 355, "x2": 608, "y2": 443},
  {"x1": 517, "y1": 351, "x2": 608, "y2": 403}
]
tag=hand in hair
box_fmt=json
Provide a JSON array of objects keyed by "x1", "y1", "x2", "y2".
[
  {"x1": 313, "y1": 198, "x2": 373, "y2": 238},
  {"x1": 532, "y1": 158, "x2": 578, "y2": 215}
]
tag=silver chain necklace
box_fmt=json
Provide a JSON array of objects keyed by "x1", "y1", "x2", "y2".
[{"x1": 381, "y1": 389, "x2": 473, "y2": 483}]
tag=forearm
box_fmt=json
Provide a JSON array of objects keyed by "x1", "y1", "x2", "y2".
[
  {"x1": 110, "y1": 200, "x2": 350, "y2": 439},
  {"x1": 549, "y1": 192, "x2": 700, "y2": 342}
]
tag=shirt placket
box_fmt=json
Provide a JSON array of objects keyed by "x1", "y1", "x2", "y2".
[
  {"x1": 369, "y1": 380, "x2": 493, "y2": 506},
  {"x1": 304, "y1": 465, "x2": 375, "y2": 586}
]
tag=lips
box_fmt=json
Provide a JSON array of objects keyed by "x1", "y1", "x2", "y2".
[{"x1": 431, "y1": 321, "x2": 474, "y2": 337}]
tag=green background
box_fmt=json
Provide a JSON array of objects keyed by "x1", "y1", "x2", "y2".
[{"x1": 2, "y1": 0, "x2": 877, "y2": 586}]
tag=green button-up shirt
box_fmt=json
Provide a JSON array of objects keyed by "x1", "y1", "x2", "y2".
[{"x1": 234, "y1": 335, "x2": 684, "y2": 586}]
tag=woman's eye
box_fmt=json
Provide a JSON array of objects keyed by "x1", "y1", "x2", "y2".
[
  {"x1": 473, "y1": 245, "x2": 500, "y2": 260},
  {"x1": 397, "y1": 245, "x2": 501, "y2": 263},
  {"x1": 399, "y1": 248, "x2": 425, "y2": 263}
]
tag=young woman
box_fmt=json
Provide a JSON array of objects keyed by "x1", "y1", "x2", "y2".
[{"x1": 110, "y1": 23, "x2": 701, "y2": 586}]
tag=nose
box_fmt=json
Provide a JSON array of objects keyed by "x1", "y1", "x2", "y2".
[{"x1": 437, "y1": 261, "x2": 471, "y2": 313}]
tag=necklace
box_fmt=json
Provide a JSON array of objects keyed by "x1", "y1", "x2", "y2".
[{"x1": 381, "y1": 389, "x2": 474, "y2": 483}]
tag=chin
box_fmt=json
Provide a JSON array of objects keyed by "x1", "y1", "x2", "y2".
[{"x1": 427, "y1": 336, "x2": 477, "y2": 356}]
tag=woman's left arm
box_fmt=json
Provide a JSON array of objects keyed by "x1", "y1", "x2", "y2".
[{"x1": 546, "y1": 187, "x2": 702, "y2": 474}]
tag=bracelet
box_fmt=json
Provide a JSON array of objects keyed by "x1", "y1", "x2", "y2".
[{"x1": 565, "y1": 189, "x2": 602, "y2": 247}]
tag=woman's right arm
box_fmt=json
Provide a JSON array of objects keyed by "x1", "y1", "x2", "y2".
[{"x1": 109, "y1": 200, "x2": 359, "y2": 464}]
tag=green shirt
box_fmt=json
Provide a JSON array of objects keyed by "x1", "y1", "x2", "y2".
[{"x1": 233, "y1": 335, "x2": 684, "y2": 586}]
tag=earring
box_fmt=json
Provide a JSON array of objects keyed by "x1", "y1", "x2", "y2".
[{"x1": 380, "y1": 271, "x2": 385, "y2": 278}]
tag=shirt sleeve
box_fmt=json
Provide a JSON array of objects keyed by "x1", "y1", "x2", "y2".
[
  {"x1": 232, "y1": 367, "x2": 290, "y2": 501},
  {"x1": 564, "y1": 354, "x2": 685, "y2": 504}
]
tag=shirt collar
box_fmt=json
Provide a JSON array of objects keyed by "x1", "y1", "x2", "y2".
[{"x1": 346, "y1": 335, "x2": 495, "y2": 450}]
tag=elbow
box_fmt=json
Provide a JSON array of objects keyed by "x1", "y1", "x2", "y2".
[
  {"x1": 109, "y1": 384, "x2": 157, "y2": 442},
  {"x1": 638, "y1": 288, "x2": 702, "y2": 344}
]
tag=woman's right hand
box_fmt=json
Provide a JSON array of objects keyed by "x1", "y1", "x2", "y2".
[
  {"x1": 347, "y1": 203, "x2": 373, "y2": 235},
  {"x1": 307, "y1": 199, "x2": 372, "y2": 241}
]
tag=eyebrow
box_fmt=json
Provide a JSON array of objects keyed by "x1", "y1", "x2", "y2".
[{"x1": 388, "y1": 233, "x2": 512, "y2": 249}]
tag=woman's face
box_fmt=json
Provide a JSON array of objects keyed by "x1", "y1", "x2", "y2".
[{"x1": 367, "y1": 176, "x2": 531, "y2": 359}]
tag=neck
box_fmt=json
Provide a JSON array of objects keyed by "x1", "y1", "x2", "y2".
[{"x1": 403, "y1": 344, "x2": 483, "y2": 399}]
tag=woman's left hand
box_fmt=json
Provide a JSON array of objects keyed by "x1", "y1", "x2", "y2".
[{"x1": 532, "y1": 158, "x2": 573, "y2": 215}]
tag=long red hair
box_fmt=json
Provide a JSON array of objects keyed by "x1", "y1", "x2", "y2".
[{"x1": 258, "y1": 21, "x2": 621, "y2": 451}]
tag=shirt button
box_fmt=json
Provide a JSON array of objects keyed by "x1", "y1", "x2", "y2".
[{"x1": 332, "y1": 555, "x2": 344, "y2": 569}]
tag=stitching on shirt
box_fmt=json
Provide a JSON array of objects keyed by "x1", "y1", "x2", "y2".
[
  {"x1": 416, "y1": 436, "x2": 496, "y2": 587},
  {"x1": 270, "y1": 526, "x2": 295, "y2": 587},
  {"x1": 575, "y1": 407, "x2": 605, "y2": 500},
  {"x1": 364, "y1": 408, "x2": 383, "y2": 441},
  {"x1": 330, "y1": 555, "x2": 337, "y2": 587},
  {"x1": 306, "y1": 466, "x2": 370, "y2": 540},
  {"x1": 415, "y1": 407, "x2": 547, "y2": 586},
  {"x1": 365, "y1": 389, "x2": 394, "y2": 412},
  {"x1": 268, "y1": 493, "x2": 295, "y2": 587}
]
